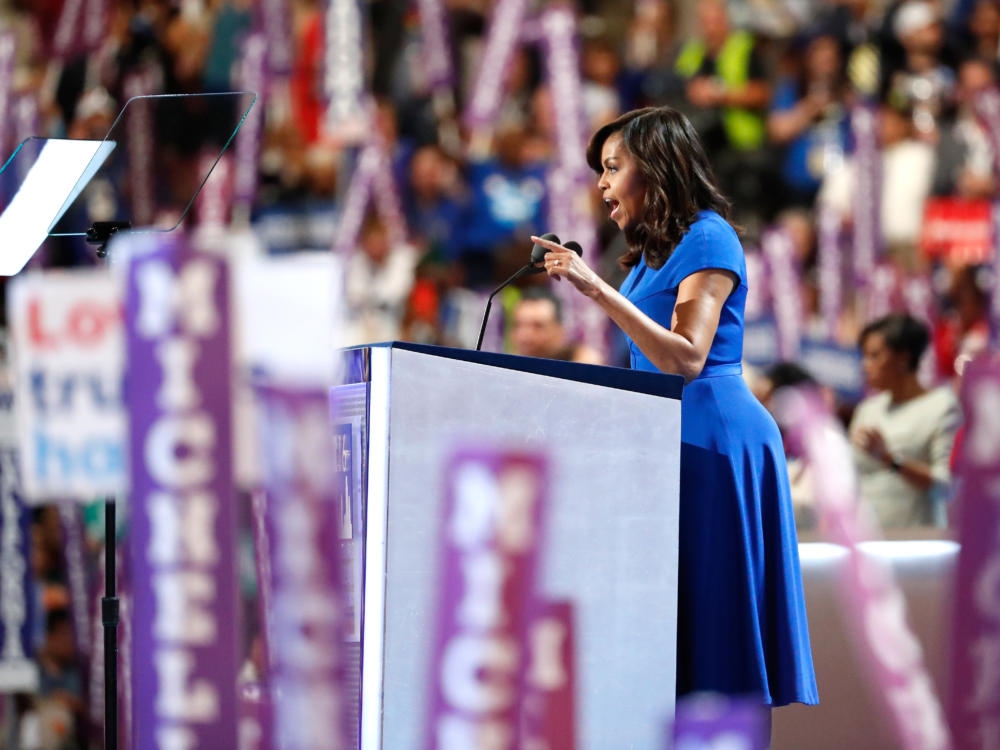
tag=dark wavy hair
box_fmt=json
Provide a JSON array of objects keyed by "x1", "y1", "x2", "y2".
[{"x1": 586, "y1": 106, "x2": 732, "y2": 270}]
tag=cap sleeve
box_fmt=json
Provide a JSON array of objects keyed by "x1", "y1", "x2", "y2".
[{"x1": 666, "y1": 213, "x2": 746, "y2": 289}]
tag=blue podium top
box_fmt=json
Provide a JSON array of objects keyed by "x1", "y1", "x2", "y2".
[{"x1": 340, "y1": 341, "x2": 684, "y2": 401}]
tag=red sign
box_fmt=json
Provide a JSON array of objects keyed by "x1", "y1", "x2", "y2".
[{"x1": 921, "y1": 197, "x2": 994, "y2": 265}]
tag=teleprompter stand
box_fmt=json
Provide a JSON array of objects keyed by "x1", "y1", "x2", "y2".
[{"x1": 86, "y1": 220, "x2": 129, "y2": 750}]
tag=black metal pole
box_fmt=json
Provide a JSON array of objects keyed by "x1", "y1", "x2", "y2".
[
  {"x1": 88, "y1": 226, "x2": 127, "y2": 750},
  {"x1": 102, "y1": 498, "x2": 118, "y2": 750}
]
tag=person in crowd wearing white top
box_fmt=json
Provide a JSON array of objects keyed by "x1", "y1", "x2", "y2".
[
  {"x1": 849, "y1": 313, "x2": 961, "y2": 528},
  {"x1": 343, "y1": 211, "x2": 418, "y2": 346}
]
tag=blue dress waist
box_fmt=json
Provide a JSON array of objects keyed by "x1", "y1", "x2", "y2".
[{"x1": 694, "y1": 362, "x2": 743, "y2": 379}]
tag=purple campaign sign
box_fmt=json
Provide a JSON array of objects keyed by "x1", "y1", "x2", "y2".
[
  {"x1": 332, "y1": 144, "x2": 378, "y2": 256},
  {"x1": 0, "y1": 32, "x2": 15, "y2": 167},
  {"x1": 58, "y1": 505, "x2": 92, "y2": 660},
  {"x1": 331, "y1": 135, "x2": 408, "y2": 255},
  {"x1": 0, "y1": 445, "x2": 38, "y2": 692},
  {"x1": 323, "y1": 0, "x2": 367, "y2": 132},
  {"x1": 414, "y1": 0, "x2": 456, "y2": 92},
  {"x1": 464, "y1": 0, "x2": 530, "y2": 129},
  {"x1": 970, "y1": 90, "x2": 1000, "y2": 346},
  {"x1": 672, "y1": 694, "x2": 770, "y2": 750},
  {"x1": 816, "y1": 202, "x2": 844, "y2": 341},
  {"x1": 238, "y1": 680, "x2": 269, "y2": 750},
  {"x1": 538, "y1": 6, "x2": 588, "y2": 177},
  {"x1": 59, "y1": 505, "x2": 95, "y2": 739},
  {"x1": 538, "y1": 7, "x2": 605, "y2": 356},
  {"x1": 972, "y1": 87, "x2": 1000, "y2": 178},
  {"x1": 83, "y1": 0, "x2": 107, "y2": 52},
  {"x1": 258, "y1": 0, "x2": 294, "y2": 76},
  {"x1": 775, "y1": 388, "x2": 951, "y2": 750},
  {"x1": 850, "y1": 103, "x2": 882, "y2": 284},
  {"x1": 991, "y1": 202, "x2": 1000, "y2": 348},
  {"x1": 125, "y1": 231, "x2": 240, "y2": 749},
  {"x1": 865, "y1": 262, "x2": 901, "y2": 324},
  {"x1": 52, "y1": 0, "x2": 86, "y2": 60},
  {"x1": 249, "y1": 490, "x2": 275, "y2": 681},
  {"x1": 948, "y1": 355, "x2": 1000, "y2": 748},
  {"x1": 522, "y1": 601, "x2": 577, "y2": 749},
  {"x1": 256, "y1": 384, "x2": 347, "y2": 750},
  {"x1": 234, "y1": 34, "x2": 268, "y2": 218},
  {"x1": 902, "y1": 274, "x2": 941, "y2": 384},
  {"x1": 762, "y1": 228, "x2": 803, "y2": 361},
  {"x1": 426, "y1": 447, "x2": 549, "y2": 750},
  {"x1": 124, "y1": 73, "x2": 157, "y2": 226}
]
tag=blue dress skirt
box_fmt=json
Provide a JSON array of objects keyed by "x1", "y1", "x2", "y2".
[{"x1": 620, "y1": 211, "x2": 818, "y2": 707}]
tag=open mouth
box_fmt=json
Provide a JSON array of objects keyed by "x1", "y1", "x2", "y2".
[{"x1": 605, "y1": 198, "x2": 620, "y2": 220}]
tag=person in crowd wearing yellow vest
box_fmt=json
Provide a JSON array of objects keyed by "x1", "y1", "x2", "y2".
[
  {"x1": 670, "y1": 0, "x2": 775, "y2": 234},
  {"x1": 673, "y1": 0, "x2": 771, "y2": 153}
]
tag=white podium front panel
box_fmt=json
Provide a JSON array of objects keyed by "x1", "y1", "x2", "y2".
[{"x1": 360, "y1": 345, "x2": 682, "y2": 749}]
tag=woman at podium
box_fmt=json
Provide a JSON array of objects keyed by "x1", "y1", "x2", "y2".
[{"x1": 530, "y1": 106, "x2": 819, "y2": 712}]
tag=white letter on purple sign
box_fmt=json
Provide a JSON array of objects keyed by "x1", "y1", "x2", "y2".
[
  {"x1": 136, "y1": 260, "x2": 219, "y2": 339},
  {"x1": 147, "y1": 491, "x2": 218, "y2": 566},
  {"x1": 152, "y1": 570, "x2": 217, "y2": 643},
  {"x1": 156, "y1": 726, "x2": 197, "y2": 750},
  {"x1": 275, "y1": 681, "x2": 342, "y2": 746},
  {"x1": 155, "y1": 338, "x2": 200, "y2": 410},
  {"x1": 451, "y1": 465, "x2": 500, "y2": 548},
  {"x1": 441, "y1": 633, "x2": 518, "y2": 713},
  {"x1": 497, "y1": 467, "x2": 538, "y2": 552},
  {"x1": 276, "y1": 500, "x2": 316, "y2": 578},
  {"x1": 272, "y1": 594, "x2": 340, "y2": 672},
  {"x1": 528, "y1": 618, "x2": 567, "y2": 690},
  {"x1": 968, "y1": 634, "x2": 1000, "y2": 711},
  {"x1": 968, "y1": 381, "x2": 1000, "y2": 466},
  {"x1": 154, "y1": 648, "x2": 220, "y2": 721},
  {"x1": 886, "y1": 674, "x2": 950, "y2": 750},
  {"x1": 436, "y1": 714, "x2": 514, "y2": 750},
  {"x1": 457, "y1": 550, "x2": 508, "y2": 629},
  {"x1": 146, "y1": 415, "x2": 216, "y2": 488},
  {"x1": 975, "y1": 554, "x2": 1000, "y2": 621},
  {"x1": 865, "y1": 587, "x2": 921, "y2": 673}
]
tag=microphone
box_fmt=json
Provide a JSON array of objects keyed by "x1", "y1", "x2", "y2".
[
  {"x1": 526, "y1": 238, "x2": 582, "y2": 266},
  {"x1": 475, "y1": 233, "x2": 560, "y2": 351}
]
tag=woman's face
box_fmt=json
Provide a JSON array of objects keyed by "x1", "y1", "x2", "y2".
[
  {"x1": 860, "y1": 331, "x2": 909, "y2": 390},
  {"x1": 597, "y1": 132, "x2": 646, "y2": 232}
]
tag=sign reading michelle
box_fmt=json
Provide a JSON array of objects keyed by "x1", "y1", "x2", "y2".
[
  {"x1": 123, "y1": 231, "x2": 240, "y2": 749},
  {"x1": 426, "y1": 447, "x2": 548, "y2": 749}
]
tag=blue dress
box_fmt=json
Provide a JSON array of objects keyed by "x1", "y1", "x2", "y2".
[{"x1": 620, "y1": 210, "x2": 819, "y2": 707}]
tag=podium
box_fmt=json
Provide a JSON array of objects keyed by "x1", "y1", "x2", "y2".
[{"x1": 334, "y1": 342, "x2": 684, "y2": 749}]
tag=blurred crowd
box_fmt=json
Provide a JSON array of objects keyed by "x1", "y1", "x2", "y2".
[
  {"x1": 0, "y1": 0, "x2": 992, "y2": 363},
  {"x1": 0, "y1": 0, "x2": 995, "y2": 746}
]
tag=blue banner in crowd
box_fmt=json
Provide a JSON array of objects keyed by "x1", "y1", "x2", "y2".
[
  {"x1": 742, "y1": 315, "x2": 781, "y2": 369},
  {"x1": 798, "y1": 338, "x2": 864, "y2": 404},
  {"x1": 743, "y1": 316, "x2": 864, "y2": 404}
]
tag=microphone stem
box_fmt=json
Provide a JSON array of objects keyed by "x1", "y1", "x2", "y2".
[{"x1": 475, "y1": 264, "x2": 536, "y2": 351}]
